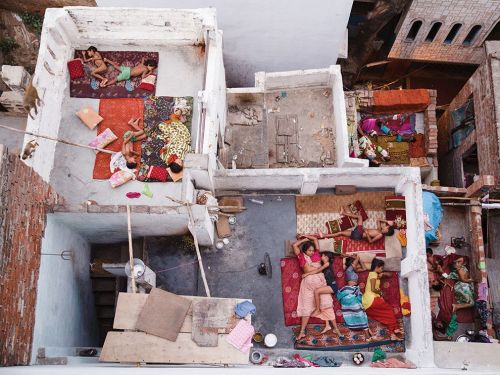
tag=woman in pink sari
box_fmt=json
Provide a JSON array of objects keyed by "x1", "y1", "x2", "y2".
[{"x1": 293, "y1": 235, "x2": 336, "y2": 340}]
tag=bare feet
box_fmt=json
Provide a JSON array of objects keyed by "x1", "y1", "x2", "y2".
[
  {"x1": 335, "y1": 329, "x2": 343, "y2": 337},
  {"x1": 321, "y1": 325, "x2": 332, "y2": 334},
  {"x1": 452, "y1": 303, "x2": 457, "y2": 313},
  {"x1": 394, "y1": 328, "x2": 403, "y2": 335},
  {"x1": 100, "y1": 79, "x2": 108, "y2": 88},
  {"x1": 296, "y1": 331, "x2": 306, "y2": 340},
  {"x1": 340, "y1": 206, "x2": 346, "y2": 215},
  {"x1": 311, "y1": 309, "x2": 321, "y2": 317},
  {"x1": 390, "y1": 333, "x2": 403, "y2": 341}
]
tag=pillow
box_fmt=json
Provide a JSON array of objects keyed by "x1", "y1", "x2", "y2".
[
  {"x1": 383, "y1": 257, "x2": 401, "y2": 272},
  {"x1": 109, "y1": 170, "x2": 135, "y2": 188},
  {"x1": 67, "y1": 59, "x2": 84, "y2": 79},
  {"x1": 318, "y1": 238, "x2": 334, "y2": 252},
  {"x1": 347, "y1": 200, "x2": 368, "y2": 221},
  {"x1": 167, "y1": 167, "x2": 183, "y2": 182},
  {"x1": 326, "y1": 215, "x2": 354, "y2": 234},
  {"x1": 89, "y1": 128, "x2": 118, "y2": 149},
  {"x1": 358, "y1": 253, "x2": 376, "y2": 270},
  {"x1": 138, "y1": 74, "x2": 156, "y2": 91},
  {"x1": 146, "y1": 165, "x2": 168, "y2": 182},
  {"x1": 76, "y1": 106, "x2": 103, "y2": 130}
]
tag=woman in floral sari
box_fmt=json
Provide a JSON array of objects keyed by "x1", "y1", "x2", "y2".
[{"x1": 158, "y1": 107, "x2": 191, "y2": 171}]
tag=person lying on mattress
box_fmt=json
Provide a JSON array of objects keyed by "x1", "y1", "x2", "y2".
[
  {"x1": 122, "y1": 118, "x2": 147, "y2": 169},
  {"x1": 158, "y1": 108, "x2": 192, "y2": 174},
  {"x1": 292, "y1": 236, "x2": 338, "y2": 340},
  {"x1": 326, "y1": 206, "x2": 395, "y2": 243},
  {"x1": 102, "y1": 57, "x2": 157, "y2": 87},
  {"x1": 335, "y1": 255, "x2": 375, "y2": 341},
  {"x1": 363, "y1": 258, "x2": 403, "y2": 341},
  {"x1": 446, "y1": 257, "x2": 475, "y2": 313},
  {"x1": 82, "y1": 46, "x2": 108, "y2": 87}
]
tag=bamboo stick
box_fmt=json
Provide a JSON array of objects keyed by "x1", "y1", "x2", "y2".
[
  {"x1": 126, "y1": 205, "x2": 137, "y2": 294},
  {"x1": 0, "y1": 123, "x2": 115, "y2": 154}
]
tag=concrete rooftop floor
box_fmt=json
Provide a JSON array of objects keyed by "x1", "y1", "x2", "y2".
[{"x1": 49, "y1": 44, "x2": 204, "y2": 205}]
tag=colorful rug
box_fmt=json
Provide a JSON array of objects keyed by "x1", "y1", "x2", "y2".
[
  {"x1": 293, "y1": 321, "x2": 405, "y2": 352},
  {"x1": 281, "y1": 257, "x2": 402, "y2": 327},
  {"x1": 372, "y1": 136, "x2": 410, "y2": 165},
  {"x1": 337, "y1": 235, "x2": 385, "y2": 255},
  {"x1": 385, "y1": 196, "x2": 407, "y2": 230},
  {"x1": 295, "y1": 192, "x2": 393, "y2": 235},
  {"x1": 409, "y1": 133, "x2": 426, "y2": 158},
  {"x1": 93, "y1": 99, "x2": 144, "y2": 179},
  {"x1": 372, "y1": 89, "x2": 430, "y2": 114},
  {"x1": 137, "y1": 96, "x2": 193, "y2": 181},
  {"x1": 70, "y1": 51, "x2": 159, "y2": 99}
]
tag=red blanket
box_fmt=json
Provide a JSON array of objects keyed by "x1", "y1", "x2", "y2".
[
  {"x1": 281, "y1": 256, "x2": 401, "y2": 326},
  {"x1": 93, "y1": 98, "x2": 144, "y2": 179},
  {"x1": 372, "y1": 89, "x2": 430, "y2": 114}
]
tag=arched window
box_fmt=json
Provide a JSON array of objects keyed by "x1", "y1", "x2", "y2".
[
  {"x1": 444, "y1": 23, "x2": 462, "y2": 44},
  {"x1": 485, "y1": 20, "x2": 499, "y2": 41},
  {"x1": 406, "y1": 20, "x2": 422, "y2": 41},
  {"x1": 425, "y1": 22, "x2": 442, "y2": 42},
  {"x1": 463, "y1": 25, "x2": 482, "y2": 46}
]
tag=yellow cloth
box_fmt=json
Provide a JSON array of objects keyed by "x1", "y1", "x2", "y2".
[{"x1": 362, "y1": 272, "x2": 380, "y2": 309}]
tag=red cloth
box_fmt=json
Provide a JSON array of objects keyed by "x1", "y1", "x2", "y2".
[
  {"x1": 349, "y1": 200, "x2": 368, "y2": 221},
  {"x1": 372, "y1": 89, "x2": 430, "y2": 114},
  {"x1": 366, "y1": 297, "x2": 398, "y2": 333},
  {"x1": 409, "y1": 133, "x2": 426, "y2": 158},
  {"x1": 280, "y1": 256, "x2": 401, "y2": 326},
  {"x1": 336, "y1": 235, "x2": 385, "y2": 255},
  {"x1": 146, "y1": 165, "x2": 168, "y2": 182},
  {"x1": 93, "y1": 99, "x2": 144, "y2": 179},
  {"x1": 297, "y1": 249, "x2": 320, "y2": 268},
  {"x1": 67, "y1": 59, "x2": 84, "y2": 79},
  {"x1": 436, "y1": 254, "x2": 475, "y2": 323}
]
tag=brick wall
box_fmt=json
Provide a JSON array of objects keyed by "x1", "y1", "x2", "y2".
[
  {"x1": 0, "y1": 145, "x2": 62, "y2": 366},
  {"x1": 389, "y1": 0, "x2": 499, "y2": 64},
  {"x1": 437, "y1": 43, "x2": 500, "y2": 192}
]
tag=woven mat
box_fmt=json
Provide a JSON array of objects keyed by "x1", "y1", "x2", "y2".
[
  {"x1": 295, "y1": 192, "x2": 392, "y2": 235},
  {"x1": 70, "y1": 50, "x2": 158, "y2": 99}
]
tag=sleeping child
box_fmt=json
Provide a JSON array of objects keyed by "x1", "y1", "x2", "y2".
[
  {"x1": 102, "y1": 57, "x2": 157, "y2": 87},
  {"x1": 121, "y1": 118, "x2": 147, "y2": 169},
  {"x1": 82, "y1": 46, "x2": 108, "y2": 87}
]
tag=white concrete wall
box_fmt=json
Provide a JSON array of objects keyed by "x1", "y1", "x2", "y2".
[
  {"x1": 31, "y1": 217, "x2": 99, "y2": 364},
  {"x1": 97, "y1": 0, "x2": 354, "y2": 87}
]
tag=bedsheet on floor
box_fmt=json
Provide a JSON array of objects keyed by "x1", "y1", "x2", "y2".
[
  {"x1": 137, "y1": 96, "x2": 193, "y2": 181},
  {"x1": 93, "y1": 98, "x2": 144, "y2": 179},
  {"x1": 281, "y1": 257, "x2": 401, "y2": 327},
  {"x1": 293, "y1": 321, "x2": 405, "y2": 352},
  {"x1": 70, "y1": 51, "x2": 158, "y2": 99}
]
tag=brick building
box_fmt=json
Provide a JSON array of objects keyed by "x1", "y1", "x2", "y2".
[
  {"x1": 388, "y1": 0, "x2": 500, "y2": 65},
  {"x1": 437, "y1": 41, "x2": 500, "y2": 193}
]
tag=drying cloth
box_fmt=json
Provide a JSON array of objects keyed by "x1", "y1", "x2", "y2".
[
  {"x1": 126, "y1": 192, "x2": 141, "y2": 199},
  {"x1": 93, "y1": 98, "x2": 144, "y2": 179},
  {"x1": 313, "y1": 356, "x2": 342, "y2": 367},
  {"x1": 70, "y1": 50, "x2": 158, "y2": 98},
  {"x1": 138, "y1": 96, "x2": 193, "y2": 181},
  {"x1": 446, "y1": 313, "x2": 458, "y2": 337},
  {"x1": 422, "y1": 192, "x2": 443, "y2": 245},
  {"x1": 372, "y1": 348, "x2": 386, "y2": 362},
  {"x1": 372, "y1": 89, "x2": 430, "y2": 114},
  {"x1": 226, "y1": 319, "x2": 254, "y2": 353},
  {"x1": 234, "y1": 300, "x2": 256, "y2": 318},
  {"x1": 293, "y1": 354, "x2": 318, "y2": 367}
]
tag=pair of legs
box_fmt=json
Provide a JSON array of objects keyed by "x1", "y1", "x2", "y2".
[
  {"x1": 127, "y1": 118, "x2": 147, "y2": 141},
  {"x1": 102, "y1": 58, "x2": 128, "y2": 87},
  {"x1": 91, "y1": 62, "x2": 108, "y2": 85},
  {"x1": 452, "y1": 302, "x2": 474, "y2": 312},
  {"x1": 311, "y1": 286, "x2": 342, "y2": 336},
  {"x1": 327, "y1": 207, "x2": 364, "y2": 239}
]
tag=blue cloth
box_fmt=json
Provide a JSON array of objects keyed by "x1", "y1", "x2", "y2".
[
  {"x1": 422, "y1": 192, "x2": 443, "y2": 246},
  {"x1": 234, "y1": 300, "x2": 256, "y2": 318},
  {"x1": 336, "y1": 285, "x2": 369, "y2": 330},
  {"x1": 345, "y1": 265, "x2": 359, "y2": 282}
]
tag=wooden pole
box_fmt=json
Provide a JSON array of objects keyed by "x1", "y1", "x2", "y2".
[
  {"x1": 0, "y1": 123, "x2": 115, "y2": 154},
  {"x1": 126, "y1": 205, "x2": 137, "y2": 294},
  {"x1": 186, "y1": 204, "x2": 211, "y2": 297}
]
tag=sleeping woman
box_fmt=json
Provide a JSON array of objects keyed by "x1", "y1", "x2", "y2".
[
  {"x1": 448, "y1": 257, "x2": 475, "y2": 312},
  {"x1": 293, "y1": 235, "x2": 336, "y2": 340}
]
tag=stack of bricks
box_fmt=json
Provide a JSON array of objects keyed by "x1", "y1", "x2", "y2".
[
  {"x1": 0, "y1": 145, "x2": 62, "y2": 366},
  {"x1": 425, "y1": 90, "x2": 438, "y2": 156}
]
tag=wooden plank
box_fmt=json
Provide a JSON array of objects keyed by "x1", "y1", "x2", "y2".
[
  {"x1": 113, "y1": 292, "x2": 249, "y2": 332},
  {"x1": 100, "y1": 331, "x2": 249, "y2": 365}
]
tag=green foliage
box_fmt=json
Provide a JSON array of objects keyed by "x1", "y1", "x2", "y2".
[
  {"x1": 19, "y1": 12, "x2": 44, "y2": 36},
  {"x1": 0, "y1": 38, "x2": 19, "y2": 55}
]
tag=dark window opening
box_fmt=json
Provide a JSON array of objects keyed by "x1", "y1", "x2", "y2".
[
  {"x1": 444, "y1": 23, "x2": 462, "y2": 44},
  {"x1": 485, "y1": 20, "x2": 500, "y2": 41},
  {"x1": 463, "y1": 25, "x2": 482, "y2": 46},
  {"x1": 425, "y1": 22, "x2": 442, "y2": 42},
  {"x1": 462, "y1": 144, "x2": 479, "y2": 188},
  {"x1": 406, "y1": 20, "x2": 422, "y2": 41}
]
